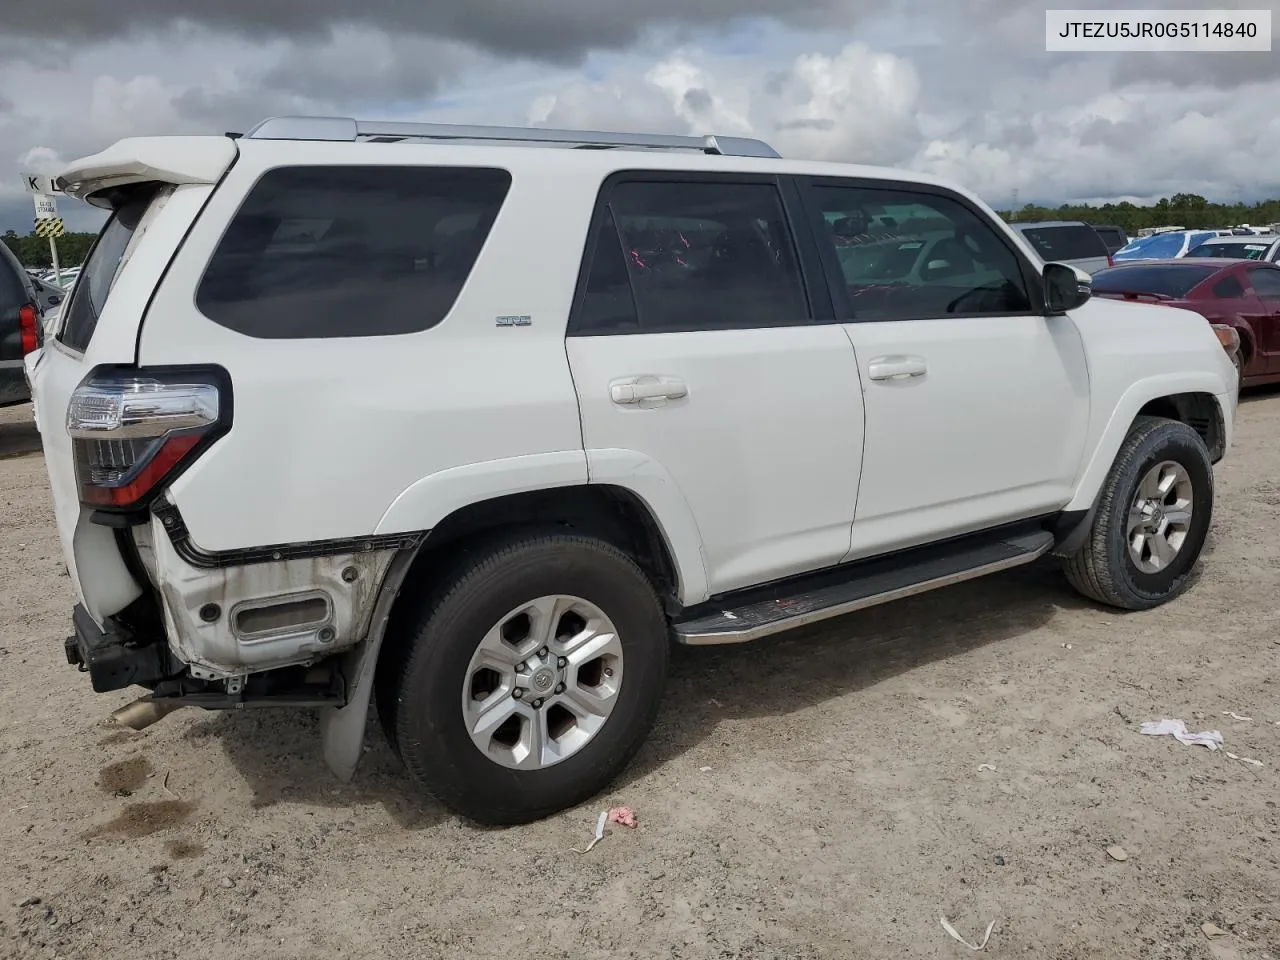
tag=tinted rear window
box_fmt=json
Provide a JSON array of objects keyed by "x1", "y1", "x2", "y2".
[
  {"x1": 196, "y1": 166, "x2": 511, "y2": 339},
  {"x1": 1186, "y1": 241, "x2": 1271, "y2": 261},
  {"x1": 58, "y1": 188, "x2": 159, "y2": 353},
  {"x1": 1019, "y1": 225, "x2": 1107, "y2": 261},
  {"x1": 1091, "y1": 264, "x2": 1219, "y2": 298}
]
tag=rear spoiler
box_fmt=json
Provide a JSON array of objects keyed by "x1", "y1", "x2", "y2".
[{"x1": 56, "y1": 136, "x2": 238, "y2": 209}]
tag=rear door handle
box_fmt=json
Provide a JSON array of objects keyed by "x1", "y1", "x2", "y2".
[
  {"x1": 867, "y1": 355, "x2": 927, "y2": 381},
  {"x1": 610, "y1": 375, "x2": 688, "y2": 405}
]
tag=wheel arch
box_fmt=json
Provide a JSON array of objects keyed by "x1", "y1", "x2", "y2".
[
  {"x1": 1065, "y1": 374, "x2": 1230, "y2": 514},
  {"x1": 321, "y1": 478, "x2": 704, "y2": 782}
]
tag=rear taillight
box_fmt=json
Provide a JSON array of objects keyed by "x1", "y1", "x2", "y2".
[
  {"x1": 1107, "y1": 254, "x2": 1115, "y2": 268},
  {"x1": 19, "y1": 304, "x2": 39, "y2": 355},
  {"x1": 66, "y1": 367, "x2": 231, "y2": 512}
]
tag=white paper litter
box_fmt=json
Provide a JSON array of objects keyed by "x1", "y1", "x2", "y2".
[
  {"x1": 940, "y1": 916, "x2": 995, "y2": 951},
  {"x1": 1140, "y1": 719, "x2": 1223, "y2": 750},
  {"x1": 1226, "y1": 752, "x2": 1263, "y2": 768},
  {"x1": 572, "y1": 811, "x2": 608, "y2": 854},
  {"x1": 1222, "y1": 712, "x2": 1253, "y2": 722},
  {"x1": 977, "y1": 764, "x2": 997, "y2": 772}
]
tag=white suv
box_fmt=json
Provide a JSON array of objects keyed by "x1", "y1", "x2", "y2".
[{"x1": 27, "y1": 116, "x2": 1237, "y2": 824}]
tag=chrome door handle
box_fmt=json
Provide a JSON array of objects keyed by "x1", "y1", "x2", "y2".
[
  {"x1": 610, "y1": 376, "x2": 688, "y2": 405},
  {"x1": 867, "y1": 355, "x2": 927, "y2": 381}
]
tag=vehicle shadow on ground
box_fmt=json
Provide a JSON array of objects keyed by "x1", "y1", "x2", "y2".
[
  {"x1": 0, "y1": 411, "x2": 40, "y2": 460},
  {"x1": 621, "y1": 559, "x2": 1103, "y2": 787},
  {"x1": 202, "y1": 558, "x2": 1102, "y2": 828},
  {"x1": 184, "y1": 706, "x2": 446, "y2": 830},
  {"x1": 1240, "y1": 383, "x2": 1280, "y2": 405}
]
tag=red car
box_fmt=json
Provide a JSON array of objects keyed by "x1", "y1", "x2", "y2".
[{"x1": 1090, "y1": 258, "x2": 1280, "y2": 386}]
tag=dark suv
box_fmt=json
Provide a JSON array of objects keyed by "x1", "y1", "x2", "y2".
[{"x1": 1, "y1": 241, "x2": 42, "y2": 406}]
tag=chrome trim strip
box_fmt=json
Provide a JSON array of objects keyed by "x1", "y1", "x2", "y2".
[{"x1": 675, "y1": 536, "x2": 1054, "y2": 646}]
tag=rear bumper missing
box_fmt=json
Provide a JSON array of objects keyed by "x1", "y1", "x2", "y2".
[{"x1": 64, "y1": 603, "x2": 169, "y2": 693}]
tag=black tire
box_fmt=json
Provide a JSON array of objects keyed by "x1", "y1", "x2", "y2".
[
  {"x1": 1062, "y1": 416, "x2": 1213, "y2": 610},
  {"x1": 376, "y1": 532, "x2": 669, "y2": 825}
]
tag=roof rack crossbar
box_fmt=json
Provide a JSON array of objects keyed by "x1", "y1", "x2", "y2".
[{"x1": 242, "y1": 116, "x2": 781, "y2": 159}]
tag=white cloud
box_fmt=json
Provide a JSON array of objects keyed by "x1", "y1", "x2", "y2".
[{"x1": 2, "y1": 2, "x2": 1280, "y2": 236}]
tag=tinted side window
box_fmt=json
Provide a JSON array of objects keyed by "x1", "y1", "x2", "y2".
[
  {"x1": 1249, "y1": 268, "x2": 1280, "y2": 297},
  {"x1": 572, "y1": 180, "x2": 809, "y2": 335},
  {"x1": 573, "y1": 208, "x2": 639, "y2": 334},
  {"x1": 197, "y1": 166, "x2": 511, "y2": 339},
  {"x1": 809, "y1": 185, "x2": 1031, "y2": 321},
  {"x1": 1019, "y1": 225, "x2": 1108, "y2": 261},
  {"x1": 1212, "y1": 275, "x2": 1245, "y2": 299}
]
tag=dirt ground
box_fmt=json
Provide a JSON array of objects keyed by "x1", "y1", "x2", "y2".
[{"x1": 1, "y1": 396, "x2": 1279, "y2": 960}]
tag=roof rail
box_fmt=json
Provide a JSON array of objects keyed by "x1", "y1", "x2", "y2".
[{"x1": 242, "y1": 115, "x2": 781, "y2": 159}]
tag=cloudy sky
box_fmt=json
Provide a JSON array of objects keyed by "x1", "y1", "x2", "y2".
[{"x1": 1, "y1": 0, "x2": 1277, "y2": 235}]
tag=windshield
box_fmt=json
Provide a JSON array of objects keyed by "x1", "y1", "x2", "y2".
[
  {"x1": 1091, "y1": 264, "x2": 1219, "y2": 298},
  {"x1": 1018, "y1": 225, "x2": 1107, "y2": 260},
  {"x1": 1185, "y1": 241, "x2": 1271, "y2": 261},
  {"x1": 57, "y1": 186, "x2": 161, "y2": 352}
]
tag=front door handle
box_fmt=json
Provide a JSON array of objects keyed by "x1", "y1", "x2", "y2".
[
  {"x1": 610, "y1": 375, "x2": 689, "y2": 405},
  {"x1": 867, "y1": 355, "x2": 928, "y2": 381}
]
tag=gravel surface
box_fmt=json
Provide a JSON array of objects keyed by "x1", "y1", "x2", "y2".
[{"x1": 1, "y1": 395, "x2": 1279, "y2": 960}]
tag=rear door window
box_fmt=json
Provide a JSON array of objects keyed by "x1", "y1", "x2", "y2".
[
  {"x1": 1018, "y1": 225, "x2": 1108, "y2": 261},
  {"x1": 58, "y1": 186, "x2": 161, "y2": 353},
  {"x1": 569, "y1": 178, "x2": 811, "y2": 335},
  {"x1": 1091, "y1": 264, "x2": 1219, "y2": 298},
  {"x1": 196, "y1": 166, "x2": 511, "y2": 339}
]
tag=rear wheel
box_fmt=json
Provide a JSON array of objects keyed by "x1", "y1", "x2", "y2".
[
  {"x1": 377, "y1": 533, "x2": 669, "y2": 825},
  {"x1": 1062, "y1": 416, "x2": 1213, "y2": 610}
]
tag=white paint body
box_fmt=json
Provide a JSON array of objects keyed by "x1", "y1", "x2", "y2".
[{"x1": 28, "y1": 132, "x2": 1237, "y2": 721}]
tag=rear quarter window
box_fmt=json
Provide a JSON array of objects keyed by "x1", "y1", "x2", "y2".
[
  {"x1": 58, "y1": 186, "x2": 162, "y2": 353},
  {"x1": 1018, "y1": 225, "x2": 1108, "y2": 261},
  {"x1": 196, "y1": 165, "x2": 512, "y2": 339},
  {"x1": 1091, "y1": 264, "x2": 1219, "y2": 299}
]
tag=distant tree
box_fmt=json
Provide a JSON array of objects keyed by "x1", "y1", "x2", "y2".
[
  {"x1": 1, "y1": 230, "x2": 99, "y2": 269},
  {"x1": 998, "y1": 196, "x2": 1280, "y2": 233}
]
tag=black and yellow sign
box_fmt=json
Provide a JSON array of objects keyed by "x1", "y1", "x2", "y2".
[{"x1": 34, "y1": 216, "x2": 64, "y2": 239}]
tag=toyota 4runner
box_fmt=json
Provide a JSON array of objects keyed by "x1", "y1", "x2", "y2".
[{"x1": 26, "y1": 116, "x2": 1237, "y2": 824}]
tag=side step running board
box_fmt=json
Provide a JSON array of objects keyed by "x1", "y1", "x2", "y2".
[{"x1": 673, "y1": 529, "x2": 1055, "y2": 645}]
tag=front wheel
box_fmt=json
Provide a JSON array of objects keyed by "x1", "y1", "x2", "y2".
[
  {"x1": 1062, "y1": 416, "x2": 1213, "y2": 610},
  {"x1": 377, "y1": 533, "x2": 669, "y2": 825}
]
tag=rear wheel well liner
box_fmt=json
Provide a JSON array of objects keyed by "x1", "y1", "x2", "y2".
[{"x1": 389, "y1": 485, "x2": 680, "y2": 625}]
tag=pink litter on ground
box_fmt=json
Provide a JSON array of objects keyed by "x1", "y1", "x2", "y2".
[{"x1": 608, "y1": 806, "x2": 638, "y2": 828}]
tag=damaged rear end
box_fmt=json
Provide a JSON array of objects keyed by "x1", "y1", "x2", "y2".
[{"x1": 30, "y1": 135, "x2": 418, "y2": 761}]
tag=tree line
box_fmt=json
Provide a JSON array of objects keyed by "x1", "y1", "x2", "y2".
[
  {"x1": 998, "y1": 194, "x2": 1280, "y2": 233},
  {"x1": 3, "y1": 229, "x2": 97, "y2": 269},
  {"x1": 4, "y1": 192, "x2": 1279, "y2": 271}
]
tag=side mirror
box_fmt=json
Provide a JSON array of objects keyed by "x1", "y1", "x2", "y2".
[{"x1": 1044, "y1": 262, "x2": 1092, "y2": 313}]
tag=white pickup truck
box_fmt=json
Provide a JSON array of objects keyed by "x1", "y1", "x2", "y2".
[{"x1": 27, "y1": 116, "x2": 1236, "y2": 824}]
